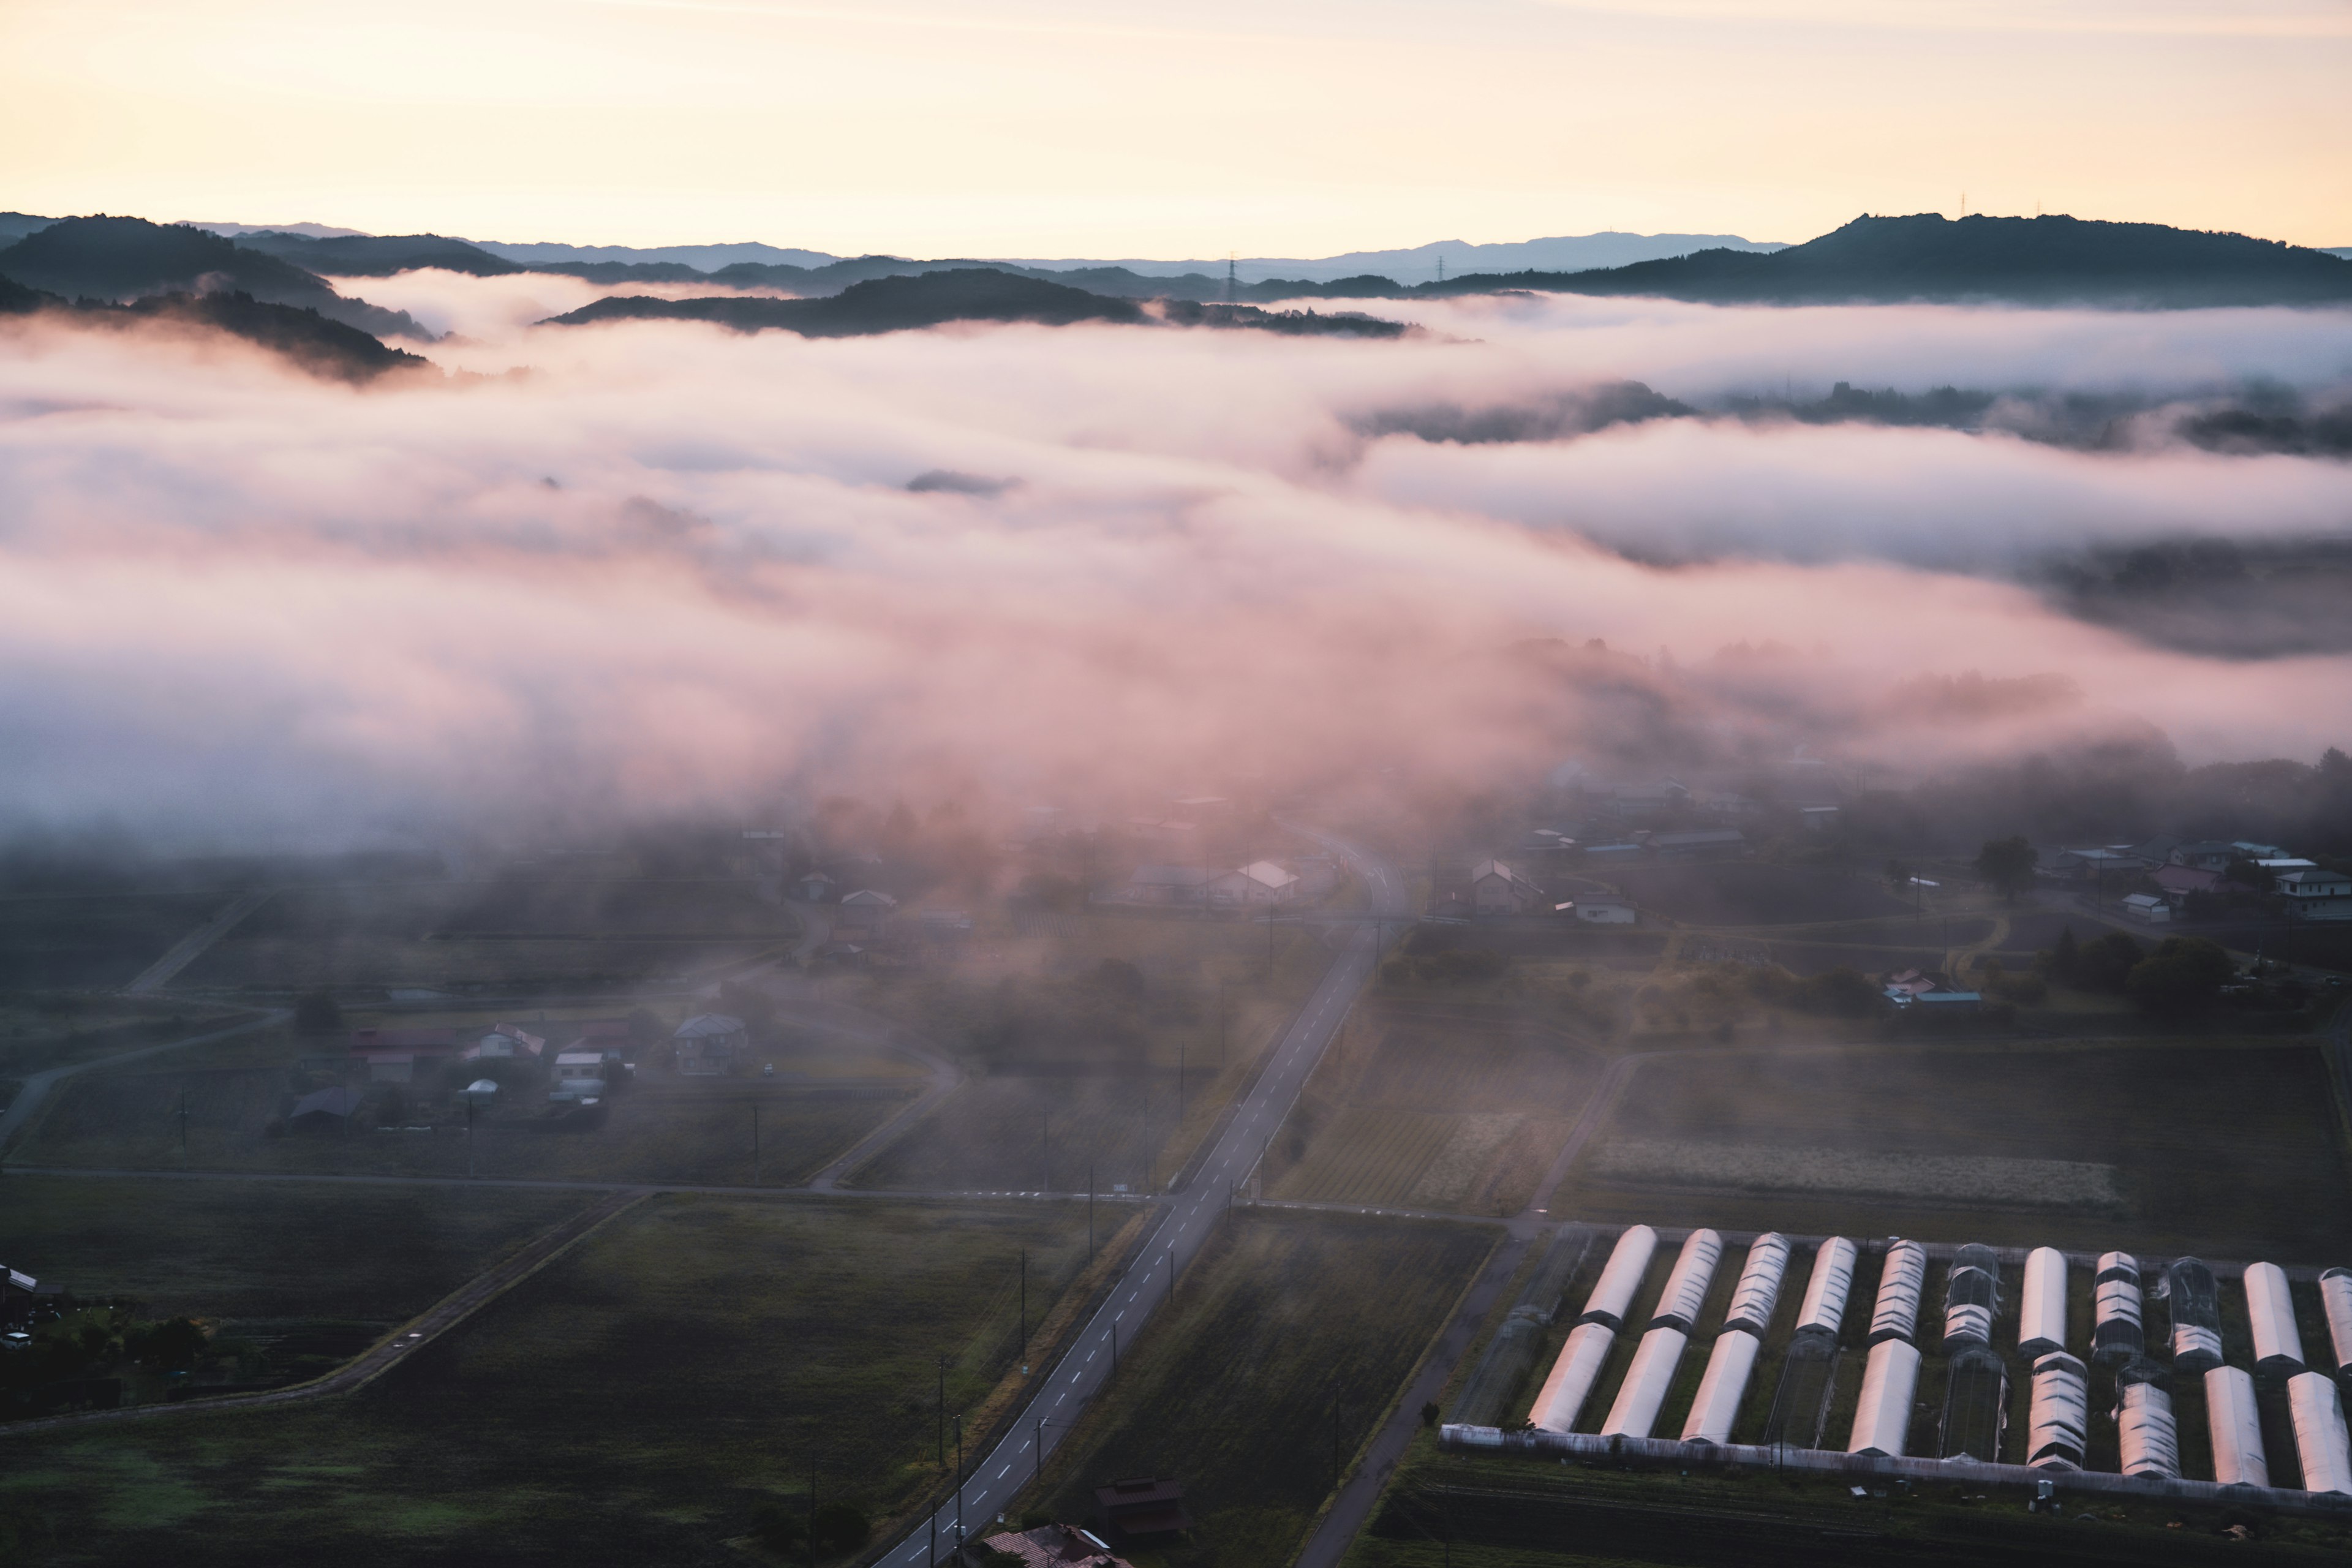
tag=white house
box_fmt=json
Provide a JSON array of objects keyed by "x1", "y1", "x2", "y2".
[
  {"x1": 1211, "y1": 861, "x2": 1300, "y2": 907},
  {"x1": 1469, "y1": 859, "x2": 1540, "y2": 914},
  {"x1": 2277, "y1": 866, "x2": 2352, "y2": 911},
  {"x1": 466, "y1": 1023, "x2": 546, "y2": 1060}
]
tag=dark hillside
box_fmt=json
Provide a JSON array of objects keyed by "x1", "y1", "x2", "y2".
[
  {"x1": 0, "y1": 211, "x2": 56, "y2": 244},
  {"x1": 0, "y1": 278, "x2": 428, "y2": 382},
  {"x1": 0, "y1": 216, "x2": 430, "y2": 339},
  {"x1": 547, "y1": 267, "x2": 1149, "y2": 334},
  {"x1": 543, "y1": 267, "x2": 1408, "y2": 338},
  {"x1": 1424, "y1": 214, "x2": 2352, "y2": 307},
  {"x1": 230, "y1": 231, "x2": 522, "y2": 277}
]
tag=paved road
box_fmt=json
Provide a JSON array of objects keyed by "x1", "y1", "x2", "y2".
[
  {"x1": 880, "y1": 825, "x2": 1408, "y2": 1564},
  {"x1": 0, "y1": 1011, "x2": 286, "y2": 1158},
  {"x1": 0, "y1": 1188, "x2": 645, "y2": 1439}
]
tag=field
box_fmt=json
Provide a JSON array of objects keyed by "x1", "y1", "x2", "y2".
[
  {"x1": 1605, "y1": 864, "x2": 1916, "y2": 927},
  {"x1": 1270, "y1": 1003, "x2": 1599, "y2": 1215},
  {"x1": 0, "y1": 1195, "x2": 1097, "y2": 1566},
  {"x1": 1557, "y1": 1041, "x2": 2352, "y2": 1259},
  {"x1": 0, "y1": 1173, "x2": 591, "y2": 1320},
  {"x1": 1030, "y1": 1208, "x2": 1496, "y2": 1568},
  {"x1": 852, "y1": 1070, "x2": 1197, "y2": 1193},
  {"x1": 176, "y1": 875, "x2": 796, "y2": 992},
  {"x1": 12, "y1": 1063, "x2": 913, "y2": 1186},
  {"x1": 0, "y1": 889, "x2": 225, "y2": 992}
]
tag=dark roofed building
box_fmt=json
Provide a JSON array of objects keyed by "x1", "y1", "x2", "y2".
[
  {"x1": 1093, "y1": 1476, "x2": 1191, "y2": 1538},
  {"x1": 978, "y1": 1523, "x2": 1134, "y2": 1568}
]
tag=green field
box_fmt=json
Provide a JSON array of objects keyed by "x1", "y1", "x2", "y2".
[
  {"x1": 1271, "y1": 1004, "x2": 1597, "y2": 1214},
  {"x1": 0, "y1": 1174, "x2": 590, "y2": 1321},
  {"x1": 1558, "y1": 1041, "x2": 2352, "y2": 1260},
  {"x1": 0, "y1": 1195, "x2": 1095, "y2": 1566},
  {"x1": 12, "y1": 1065, "x2": 913, "y2": 1187},
  {"x1": 1030, "y1": 1208, "x2": 1496, "y2": 1568}
]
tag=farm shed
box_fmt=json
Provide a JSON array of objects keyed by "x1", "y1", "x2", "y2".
[
  {"x1": 2019, "y1": 1247, "x2": 2068, "y2": 1359},
  {"x1": 2027, "y1": 1352, "x2": 2090, "y2": 1471},
  {"x1": 1796, "y1": 1238, "x2": 1857, "y2": 1336},
  {"x1": 1868, "y1": 1240, "x2": 1928, "y2": 1346},
  {"x1": 1681, "y1": 1330, "x2": 1761, "y2": 1444},
  {"x1": 2093, "y1": 1253, "x2": 2144, "y2": 1365},
  {"x1": 2117, "y1": 1363, "x2": 2181, "y2": 1480},
  {"x1": 1847, "y1": 1339, "x2": 1921, "y2": 1458},
  {"x1": 2206, "y1": 1366, "x2": 2270, "y2": 1488},
  {"x1": 2120, "y1": 893, "x2": 2172, "y2": 924},
  {"x1": 1526, "y1": 1321, "x2": 1615, "y2": 1433},
  {"x1": 1722, "y1": 1233, "x2": 1790, "y2": 1336},
  {"x1": 1937, "y1": 1344, "x2": 2009, "y2": 1462},
  {"x1": 1600, "y1": 1326, "x2": 1690, "y2": 1439},
  {"x1": 287, "y1": 1085, "x2": 363, "y2": 1131},
  {"x1": 2165, "y1": 1259, "x2": 2225, "y2": 1374},
  {"x1": 2244, "y1": 1262, "x2": 2307, "y2": 1373},
  {"x1": 1580, "y1": 1226, "x2": 1658, "y2": 1330},
  {"x1": 2288, "y1": 1371, "x2": 2352, "y2": 1496},
  {"x1": 2321, "y1": 1268, "x2": 2352, "y2": 1376},
  {"x1": 1942, "y1": 1243, "x2": 2001, "y2": 1352},
  {"x1": 1649, "y1": 1229, "x2": 1724, "y2": 1332}
]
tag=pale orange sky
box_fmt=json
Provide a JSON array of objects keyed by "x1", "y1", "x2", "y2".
[{"x1": 3, "y1": 0, "x2": 2347, "y2": 255}]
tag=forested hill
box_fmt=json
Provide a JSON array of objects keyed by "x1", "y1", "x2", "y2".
[
  {"x1": 0, "y1": 281, "x2": 429, "y2": 383},
  {"x1": 1386, "y1": 214, "x2": 2352, "y2": 309},
  {"x1": 545, "y1": 268, "x2": 1408, "y2": 338},
  {"x1": 0, "y1": 216, "x2": 429, "y2": 339}
]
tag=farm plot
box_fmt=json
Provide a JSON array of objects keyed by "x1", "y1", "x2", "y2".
[
  {"x1": 1561, "y1": 1042, "x2": 2352, "y2": 1260},
  {"x1": 850, "y1": 1071, "x2": 1191, "y2": 1193},
  {"x1": 1032, "y1": 1208, "x2": 1496, "y2": 1568},
  {"x1": 0, "y1": 891, "x2": 225, "y2": 993},
  {"x1": 0, "y1": 1173, "x2": 590, "y2": 1320},
  {"x1": 15, "y1": 1065, "x2": 910, "y2": 1186},
  {"x1": 0, "y1": 1196, "x2": 1095, "y2": 1567},
  {"x1": 1606, "y1": 864, "x2": 1915, "y2": 928},
  {"x1": 1272, "y1": 1005, "x2": 1598, "y2": 1214}
]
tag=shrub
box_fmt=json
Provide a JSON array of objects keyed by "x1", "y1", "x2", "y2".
[{"x1": 2126, "y1": 937, "x2": 2233, "y2": 1013}]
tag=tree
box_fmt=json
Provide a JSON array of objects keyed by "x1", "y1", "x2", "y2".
[
  {"x1": 2126, "y1": 937, "x2": 2234, "y2": 1013},
  {"x1": 809, "y1": 1502, "x2": 869, "y2": 1555},
  {"x1": 1973, "y1": 837, "x2": 2038, "y2": 903},
  {"x1": 2076, "y1": 931, "x2": 2146, "y2": 992},
  {"x1": 293, "y1": 989, "x2": 344, "y2": 1037},
  {"x1": 2048, "y1": 925, "x2": 2080, "y2": 982}
]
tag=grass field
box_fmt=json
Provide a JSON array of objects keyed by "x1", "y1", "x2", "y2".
[
  {"x1": 1270, "y1": 1005, "x2": 1597, "y2": 1215},
  {"x1": 176, "y1": 876, "x2": 795, "y2": 992},
  {"x1": 1030, "y1": 1208, "x2": 1496, "y2": 1568},
  {"x1": 13, "y1": 1066, "x2": 913, "y2": 1187},
  {"x1": 0, "y1": 1196, "x2": 1095, "y2": 1566},
  {"x1": 853, "y1": 1071, "x2": 1196, "y2": 1193},
  {"x1": 1559, "y1": 1041, "x2": 2352, "y2": 1259},
  {"x1": 0, "y1": 1173, "x2": 590, "y2": 1320}
]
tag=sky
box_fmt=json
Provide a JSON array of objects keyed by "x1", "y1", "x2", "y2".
[{"x1": 3, "y1": 0, "x2": 2348, "y2": 256}]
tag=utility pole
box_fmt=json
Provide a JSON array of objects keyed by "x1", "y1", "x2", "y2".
[
  {"x1": 808, "y1": 1457, "x2": 817, "y2": 1567},
  {"x1": 1019, "y1": 1249, "x2": 1028, "y2": 1370},
  {"x1": 1087, "y1": 1164, "x2": 1095, "y2": 1262},
  {"x1": 954, "y1": 1414, "x2": 965, "y2": 1545},
  {"x1": 179, "y1": 1090, "x2": 190, "y2": 1158},
  {"x1": 1042, "y1": 1112, "x2": 1051, "y2": 1191},
  {"x1": 466, "y1": 1093, "x2": 475, "y2": 1180},
  {"x1": 1177, "y1": 1038, "x2": 1185, "y2": 1129},
  {"x1": 753, "y1": 1101, "x2": 762, "y2": 1184},
  {"x1": 938, "y1": 1354, "x2": 951, "y2": 1466}
]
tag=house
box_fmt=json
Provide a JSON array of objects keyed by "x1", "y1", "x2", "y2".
[
  {"x1": 1882, "y1": 968, "x2": 1942, "y2": 998},
  {"x1": 978, "y1": 1525, "x2": 1133, "y2": 1568},
  {"x1": 464, "y1": 1023, "x2": 546, "y2": 1061},
  {"x1": 2154, "y1": 863, "x2": 2224, "y2": 905},
  {"x1": 1210, "y1": 861, "x2": 1300, "y2": 907},
  {"x1": 1798, "y1": 805, "x2": 1841, "y2": 832},
  {"x1": 549, "y1": 1052, "x2": 612, "y2": 1100},
  {"x1": 836, "y1": 888, "x2": 899, "y2": 938},
  {"x1": 1094, "y1": 1477, "x2": 1192, "y2": 1538},
  {"x1": 1115, "y1": 865, "x2": 1212, "y2": 907},
  {"x1": 2233, "y1": 841, "x2": 2287, "y2": 861},
  {"x1": 1573, "y1": 897, "x2": 1637, "y2": 925},
  {"x1": 793, "y1": 871, "x2": 835, "y2": 902},
  {"x1": 2278, "y1": 866, "x2": 2352, "y2": 909},
  {"x1": 2168, "y1": 841, "x2": 2239, "y2": 872},
  {"x1": 2120, "y1": 892, "x2": 2173, "y2": 925},
  {"x1": 1583, "y1": 842, "x2": 1645, "y2": 861},
  {"x1": 673, "y1": 1013, "x2": 748, "y2": 1076},
  {"x1": 1646, "y1": 829, "x2": 1747, "y2": 861},
  {"x1": 1469, "y1": 859, "x2": 1540, "y2": 914},
  {"x1": 1, "y1": 1266, "x2": 62, "y2": 1331},
  {"x1": 347, "y1": 1027, "x2": 459, "y2": 1084},
  {"x1": 287, "y1": 1085, "x2": 364, "y2": 1132},
  {"x1": 2047, "y1": 847, "x2": 2152, "y2": 881}
]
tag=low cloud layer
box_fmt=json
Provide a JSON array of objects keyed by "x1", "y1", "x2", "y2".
[{"x1": 1, "y1": 278, "x2": 2348, "y2": 850}]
